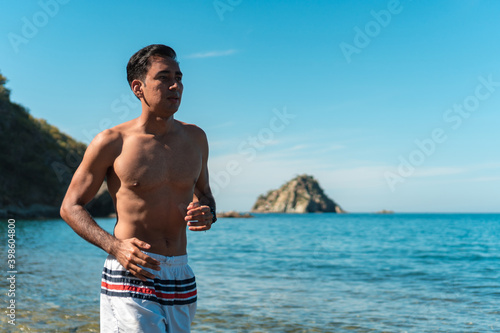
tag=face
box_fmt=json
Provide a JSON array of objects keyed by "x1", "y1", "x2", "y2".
[{"x1": 134, "y1": 56, "x2": 183, "y2": 116}]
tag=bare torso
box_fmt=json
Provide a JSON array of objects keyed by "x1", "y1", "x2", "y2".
[
  {"x1": 60, "y1": 53, "x2": 215, "y2": 282},
  {"x1": 106, "y1": 118, "x2": 203, "y2": 256}
]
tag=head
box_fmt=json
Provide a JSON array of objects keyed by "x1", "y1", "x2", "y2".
[{"x1": 127, "y1": 44, "x2": 183, "y2": 115}]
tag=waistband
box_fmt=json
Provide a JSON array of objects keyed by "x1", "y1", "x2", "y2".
[{"x1": 142, "y1": 251, "x2": 188, "y2": 266}]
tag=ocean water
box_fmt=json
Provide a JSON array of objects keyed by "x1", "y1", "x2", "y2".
[{"x1": 1, "y1": 213, "x2": 499, "y2": 332}]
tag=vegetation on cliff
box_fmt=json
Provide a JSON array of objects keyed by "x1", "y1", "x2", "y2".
[{"x1": 0, "y1": 72, "x2": 87, "y2": 217}]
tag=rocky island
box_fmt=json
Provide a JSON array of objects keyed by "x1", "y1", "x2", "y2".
[
  {"x1": 216, "y1": 211, "x2": 254, "y2": 218},
  {"x1": 251, "y1": 174, "x2": 345, "y2": 213}
]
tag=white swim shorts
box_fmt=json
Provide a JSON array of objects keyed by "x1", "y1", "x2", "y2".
[{"x1": 100, "y1": 252, "x2": 197, "y2": 333}]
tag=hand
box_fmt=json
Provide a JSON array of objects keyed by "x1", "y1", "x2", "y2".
[
  {"x1": 110, "y1": 238, "x2": 161, "y2": 281},
  {"x1": 185, "y1": 201, "x2": 213, "y2": 231}
]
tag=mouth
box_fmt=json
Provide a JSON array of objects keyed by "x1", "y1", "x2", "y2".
[{"x1": 167, "y1": 97, "x2": 180, "y2": 104}]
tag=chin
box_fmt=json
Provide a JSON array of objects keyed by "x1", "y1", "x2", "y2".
[{"x1": 153, "y1": 108, "x2": 178, "y2": 118}]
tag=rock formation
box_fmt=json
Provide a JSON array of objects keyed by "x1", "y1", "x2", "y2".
[
  {"x1": 86, "y1": 182, "x2": 115, "y2": 217},
  {"x1": 251, "y1": 174, "x2": 344, "y2": 213},
  {"x1": 375, "y1": 209, "x2": 394, "y2": 214},
  {"x1": 216, "y1": 211, "x2": 253, "y2": 218}
]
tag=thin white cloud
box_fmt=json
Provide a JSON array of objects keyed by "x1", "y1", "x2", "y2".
[
  {"x1": 208, "y1": 121, "x2": 235, "y2": 130},
  {"x1": 412, "y1": 167, "x2": 465, "y2": 178},
  {"x1": 464, "y1": 176, "x2": 500, "y2": 182},
  {"x1": 317, "y1": 144, "x2": 346, "y2": 153},
  {"x1": 207, "y1": 146, "x2": 500, "y2": 212},
  {"x1": 282, "y1": 143, "x2": 345, "y2": 153},
  {"x1": 287, "y1": 144, "x2": 308, "y2": 151},
  {"x1": 186, "y1": 49, "x2": 237, "y2": 59}
]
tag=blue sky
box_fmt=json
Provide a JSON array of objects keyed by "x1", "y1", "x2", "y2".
[{"x1": 1, "y1": 0, "x2": 499, "y2": 212}]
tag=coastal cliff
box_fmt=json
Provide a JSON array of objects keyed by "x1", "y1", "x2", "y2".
[
  {"x1": 251, "y1": 174, "x2": 345, "y2": 213},
  {"x1": 0, "y1": 72, "x2": 114, "y2": 219}
]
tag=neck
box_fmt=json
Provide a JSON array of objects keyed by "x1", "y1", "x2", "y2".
[{"x1": 137, "y1": 112, "x2": 176, "y2": 136}]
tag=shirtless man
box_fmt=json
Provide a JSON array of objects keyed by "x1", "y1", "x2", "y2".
[{"x1": 60, "y1": 44, "x2": 216, "y2": 332}]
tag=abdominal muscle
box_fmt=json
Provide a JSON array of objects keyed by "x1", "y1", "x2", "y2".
[{"x1": 112, "y1": 185, "x2": 193, "y2": 257}]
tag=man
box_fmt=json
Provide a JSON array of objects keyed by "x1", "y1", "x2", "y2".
[{"x1": 60, "y1": 44, "x2": 216, "y2": 332}]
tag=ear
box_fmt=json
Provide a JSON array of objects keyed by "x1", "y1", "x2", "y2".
[{"x1": 131, "y1": 79, "x2": 144, "y2": 99}]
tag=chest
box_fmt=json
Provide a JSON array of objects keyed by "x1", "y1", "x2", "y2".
[{"x1": 113, "y1": 136, "x2": 202, "y2": 190}]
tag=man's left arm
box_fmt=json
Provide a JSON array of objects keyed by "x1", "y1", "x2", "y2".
[{"x1": 185, "y1": 128, "x2": 216, "y2": 231}]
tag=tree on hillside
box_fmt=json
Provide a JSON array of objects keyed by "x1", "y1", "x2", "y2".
[{"x1": 0, "y1": 72, "x2": 11, "y2": 100}]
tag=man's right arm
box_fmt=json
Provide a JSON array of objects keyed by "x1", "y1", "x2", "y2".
[{"x1": 60, "y1": 130, "x2": 159, "y2": 281}]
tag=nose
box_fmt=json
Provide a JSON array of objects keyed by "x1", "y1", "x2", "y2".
[{"x1": 169, "y1": 81, "x2": 179, "y2": 91}]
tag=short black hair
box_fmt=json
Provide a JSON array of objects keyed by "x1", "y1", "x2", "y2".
[{"x1": 126, "y1": 44, "x2": 177, "y2": 87}]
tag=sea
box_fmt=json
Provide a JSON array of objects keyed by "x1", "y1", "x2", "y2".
[{"x1": 1, "y1": 213, "x2": 499, "y2": 332}]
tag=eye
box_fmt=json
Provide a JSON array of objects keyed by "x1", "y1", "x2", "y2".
[{"x1": 176, "y1": 76, "x2": 182, "y2": 82}]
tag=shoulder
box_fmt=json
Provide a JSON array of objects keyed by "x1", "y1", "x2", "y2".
[
  {"x1": 90, "y1": 128, "x2": 122, "y2": 150},
  {"x1": 90, "y1": 119, "x2": 138, "y2": 149},
  {"x1": 85, "y1": 127, "x2": 124, "y2": 163},
  {"x1": 176, "y1": 120, "x2": 208, "y2": 143}
]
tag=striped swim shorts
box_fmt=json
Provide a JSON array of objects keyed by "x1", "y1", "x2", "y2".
[{"x1": 100, "y1": 252, "x2": 197, "y2": 333}]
